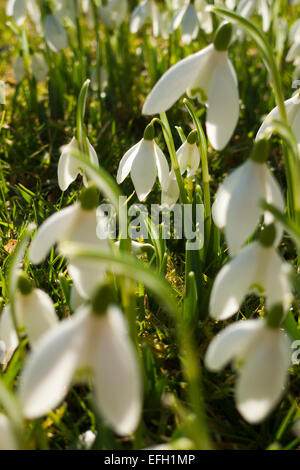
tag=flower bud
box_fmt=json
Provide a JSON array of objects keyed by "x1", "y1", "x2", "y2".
[
  {"x1": 259, "y1": 223, "x2": 276, "y2": 247},
  {"x1": 250, "y1": 139, "x2": 270, "y2": 164},
  {"x1": 187, "y1": 129, "x2": 198, "y2": 145},
  {"x1": 213, "y1": 22, "x2": 233, "y2": 51},
  {"x1": 143, "y1": 123, "x2": 155, "y2": 141},
  {"x1": 92, "y1": 283, "x2": 118, "y2": 316},
  {"x1": 80, "y1": 185, "x2": 99, "y2": 211},
  {"x1": 17, "y1": 273, "x2": 34, "y2": 296}
]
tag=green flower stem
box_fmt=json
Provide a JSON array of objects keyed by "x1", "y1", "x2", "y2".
[
  {"x1": 76, "y1": 79, "x2": 90, "y2": 157},
  {"x1": 159, "y1": 112, "x2": 189, "y2": 205}
]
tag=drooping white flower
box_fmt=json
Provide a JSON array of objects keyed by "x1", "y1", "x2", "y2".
[
  {"x1": 237, "y1": 0, "x2": 271, "y2": 33},
  {"x1": 78, "y1": 430, "x2": 96, "y2": 449},
  {"x1": 6, "y1": 0, "x2": 26, "y2": 26},
  {"x1": 195, "y1": 0, "x2": 213, "y2": 35},
  {"x1": 161, "y1": 171, "x2": 179, "y2": 208},
  {"x1": 54, "y1": 0, "x2": 78, "y2": 24},
  {"x1": 257, "y1": 93, "x2": 300, "y2": 151},
  {"x1": 177, "y1": 132, "x2": 200, "y2": 177},
  {"x1": 57, "y1": 137, "x2": 99, "y2": 191},
  {"x1": 143, "y1": 23, "x2": 239, "y2": 151},
  {"x1": 209, "y1": 236, "x2": 292, "y2": 321},
  {"x1": 31, "y1": 53, "x2": 49, "y2": 82},
  {"x1": 19, "y1": 303, "x2": 142, "y2": 436},
  {"x1": 99, "y1": 0, "x2": 128, "y2": 29},
  {"x1": 13, "y1": 56, "x2": 26, "y2": 83},
  {"x1": 45, "y1": 14, "x2": 68, "y2": 53},
  {"x1": 212, "y1": 141, "x2": 284, "y2": 254},
  {"x1": 130, "y1": 0, "x2": 160, "y2": 37},
  {"x1": 29, "y1": 189, "x2": 109, "y2": 298},
  {"x1": 171, "y1": 2, "x2": 200, "y2": 45},
  {"x1": 116, "y1": 129, "x2": 169, "y2": 201},
  {"x1": 91, "y1": 66, "x2": 108, "y2": 94},
  {"x1": 205, "y1": 319, "x2": 291, "y2": 423},
  {"x1": 0, "y1": 277, "x2": 58, "y2": 366},
  {"x1": 0, "y1": 414, "x2": 18, "y2": 450}
]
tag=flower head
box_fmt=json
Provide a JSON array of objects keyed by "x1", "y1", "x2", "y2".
[
  {"x1": 171, "y1": 2, "x2": 200, "y2": 45},
  {"x1": 130, "y1": 0, "x2": 160, "y2": 37},
  {"x1": 45, "y1": 14, "x2": 68, "y2": 53},
  {"x1": 205, "y1": 319, "x2": 291, "y2": 423},
  {"x1": 99, "y1": 0, "x2": 128, "y2": 29}
]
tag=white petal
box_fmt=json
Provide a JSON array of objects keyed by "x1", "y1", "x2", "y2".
[
  {"x1": 87, "y1": 139, "x2": 99, "y2": 167},
  {"x1": 92, "y1": 307, "x2": 142, "y2": 435},
  {"x1": 68, "y1": 260, "x2": 106, "y2": 299},
  {"x1": 130, "y1": 1, "x2": 149, "y2": 33},
  {"x1": 45, "y1": 15, "x2": 68, "y2": 52},
  {"x1": 177, "y1": 141, "x2": 200, "y2": 177},
  {"x1": 117, "y1": 141, "x2": 142, "y2": 184},
  {"x1": 225, "y1": 161, "x2": 266, "y2": 254},
  {"x1": 29, "y1": 204, "x2": 78, "y2": 264},
  {"x1": 6, "y1": 0, "x2": 26, "y2": 26},
  {"x1": 206, "y1": 57, "x2": 239, "y2": 151},
  {"x1": 209, "y1": 242, "x2": 259, "y2": 320},
  {"x1": 171, "y1": 6, "x2": 187, "y2": 32},
  {"x1": 130, "y1": 140, "x2": 157, "y2": 201},
  {"x1": 161, "y1": 173, "x2": 180, "y2": 208},
  {"x1": 205, "y1": 319, "x2": 263, "y2": 372},
  {"x1": 31, "y1": 53, "x2": 49, "y2": 82},
  {"x1": 19, "y1": 310, "x2": 88, "y2": 419},
  {"x1": 264, "y1": 169, "x2": 285, "y2": 241},
  {"x1": 58, "y1": 138, "x2": 81, "y2": 191},
  {"x1": 153, "y1": 142, "x2": 170, "y2": 190},
  {"x1": 21, "y1": 289, "x2": 58, "y2": 347},
  {"x1": 236, "y1": 328, "x2": 291, "y2": 423},
  {"x1": 181, "y1": 5, "x2": 199, "y2": 45},
  {"x1": 0, "y1": 414, "x2": 18, "y2": 450},
  {"x1": 142, "y1": 46, "x2": 212, "y2": 115},
  {"x1": 212, "y1": 164, "x2": 245, "y2": 229},
  {"x1": 256, "y1": 95, "x2": 300, "y2": 140},
  {"x1": 0, "y1": 306, "x2": 18, "y2": 366}
]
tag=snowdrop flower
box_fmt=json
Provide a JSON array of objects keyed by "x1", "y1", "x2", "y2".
[
  {"x1": 212, "y1": 139, "x2": 284, "y2": 254},
  {"x1": 205, "y1": 318, "x2": 291, "y2": 423},
  {"x1": 0, "y1": 273, "x2": 57, "y2": 366},
  {"x1": 29, "y1": 186, "x2": 109, "y2": 298},
  {"x1": 143, "y1": 23, "x2": 239, "y2": 151},
  {"x1": 0, "y1": 414, "x2": 18, "y2": 450},
  {"x1": 45, "y1": 15, "x2": 68, "y2": 53},
  {"x1": 18, "y1": 291, "x2": 142, "y2": 436},
  {"x1": 0, "y1": 81, "x2": 6, "y2": 105},
  {"x1": 257, "y1": 93, "x2": 300, "y2": 151},
  {"x1": 237, "y1": 0, "x2": 271, "y2": 33},
  {"x1": 13, "y1": 56, "x2": 26, "y2": 83},
  {"x1": 177, "y1": 130, "x2": 200, "y2": 177},
  {"x1": 171, "y1": 1, "x2": 200, "y2": 45},
  {"x1": 58, "y1": 137, "x2": 99, "y2": 191},
  {"x1": 78, "y1": 430, "x2": 96, "y2": 449},
  {"x1": 31, "y1": 53, "x2": 49, "y2": 82},
  {"x1": 161, "y1": 171, "x2": 179, "y2": 208},
  {"x1": 55, "y1": 0, "x2": 77, "y2": 24},
  {"x1": 209, "y1": 225, "x2": 292, "y2": 321},
  {"x1": 130, "y1": 0, "x2": 160, "y2": 37},
  {"x1": 99, "y1": 0, "x2": 128, "y2": 29},
  {"x1": 6, "y1": 0, "x2": 26, "y2": 26},
  {"x1": 116, "y1": 124, "x2": 169, "y2": 201},
  {"x1": 195, "y1": 0, "x2": 213, "y2": 35},
  {"x1": 91, "y1": 66, "x2": 108, "y2": 94}
]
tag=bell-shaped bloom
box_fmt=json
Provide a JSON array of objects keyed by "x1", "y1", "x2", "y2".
[
  {"x1": 257, "y1": 94, "x2": 300, "y2": 150},
  {"x1": 177, "y1": 140, "x2": 200, "y2": 177},
  {"x1": 13, "y1": 56, "x2": 26, "y2": 83},
  {"x1": 130, "y1": 0, "x2": 160, "y2": 37},
  {"x1": 57, "y1": 137, "x2": 99, "y2": 191},
  {"x1": 31, "y1": 53, "x2": 49, "y2": 82},
  {"x1": 0, "y1": 286, "x2": 58, "y2": 366},
  {"x1": 161, "y1": 171, "x2": 179, "y2": 208},
  {"x1": 237, "y1": 0, "x2": 271, "y2": 33},
  {"x1": 142, "y1": 44, "x2": 239, "y2": 151},
  {"x1": 209, "y1": 241, "x2": 292, "y2": 321},
  {"x1": 6, "y1": 0, "x2": 26, "y2": 26},
  {"x1": 116, "y1": 137, "x2": 169, "y2": 201},
  {"x1": 45, "y1": 14, "x2": 68, "y2": 53},
  {"x1": 0, "y1": 414, "x2": 18, "y2": 450},
  {"x1": 29, "y1": 200, "x2": 109, "y2": 298},
  {"x1": 171, "y1": 2, "x2": 200, "y2": 45},
  {"x1": 212, "y1": 158, "x2": 284, "y2": 254},
  {"x1": 18, "y1": 304, "x2": 142, "y2": 436},
  {"x1": 205, "y1": 319, "x2": 291, "y2": 423},
  {"x1": 99, "y1": 0, "x2": 128, "y2": 29},
  {"x1": 91, "y1": 66, "x2": 108, "y2": 94},
  {"x1": 195, "y1": 0, "x2": 213, "y2": 35},
  {"x1": 55, "y1": 0, "x2": 78, "y2": 24}
]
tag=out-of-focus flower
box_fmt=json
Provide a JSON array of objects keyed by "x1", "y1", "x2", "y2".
[
  {"x1": 237, "y1": 0, "x2": 272, "y2": 33},
  {"x1": 0, "y1": 81, "x2": 6, "y2": 105},
  {"x1": 171, "y1": 2, "x2": 200, "y2": 45},
  {"x1": 6, "y1": 0, "x2": 26, "y2": 26},
  {"x1": 99, "y1": 0, "x2": 128, "y2": 29},
  {"x1": 0, "y1": 414, "x2": 18, "y2": 450},
  {"x1": 19, "y1": 301, "x2": 142, "y2": 436},
  {"x1": 212, "y1": 140, "x2": 284, "y2": 254},
  {"x1": 143, "y1": 23, "x2": 239, "y2": 151},
  {"x1": 130, "y1": 0, "x2": 160, "y2": 37},
  {"x1": 161, "y1": 171, "x2": 179, "y2": 208},
  {"x1": 45, "y1": 14, "x2": 68, "y2": 52},
  {"x1": 13, "y1": 56, "x2": 26, "y2": 83},
  {"x1": 31, "y1": 53, "x2": 49, "y2": 82},
  {"x1": 205, "y1": 318, "x2": 291, "y2": 423},
  {"x1": 177, "y1": 131, "x2": 200, "y2": 177}
]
